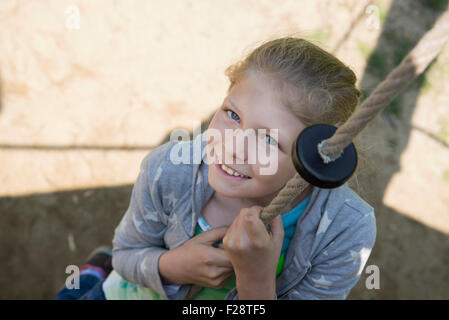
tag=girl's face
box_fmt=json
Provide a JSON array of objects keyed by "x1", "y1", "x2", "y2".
[{"x1": 206, "y1": 70, "x2": 308, "y2": 206}]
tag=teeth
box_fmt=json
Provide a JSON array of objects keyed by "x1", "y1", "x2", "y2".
[{"x1": 221, "y1": 164, "x2": 248, "y2": 178}]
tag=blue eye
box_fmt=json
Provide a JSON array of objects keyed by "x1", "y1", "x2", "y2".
[
  {"x1": 266, "y1": 135, "x2": 278, "y2": 147},
  {"x1": 225, "y1": 108, "x2": 279, "y2": 148},
  {"x1": 226, "y1": 110, "x2": 240, "y2": 123}
]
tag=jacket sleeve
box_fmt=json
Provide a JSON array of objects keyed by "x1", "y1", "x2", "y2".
[
  {"x1": 111, "y1": 142, "x2": 191, "y2": 300},
  {"x1": 282, "y1": 206, "x2": 377, "y2": 300}
]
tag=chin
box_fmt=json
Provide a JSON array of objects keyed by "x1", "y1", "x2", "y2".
[{"x1": 208, "y1": 169, "x2": 243, "y2": 197}]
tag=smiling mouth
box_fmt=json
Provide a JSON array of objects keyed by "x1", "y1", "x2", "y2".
[
  {"x1": 215, "y1": 163, "x2": 251, "y2": 181},
  {"x1": 210, "y1": 145, "x2": 252, "y2": 179}
]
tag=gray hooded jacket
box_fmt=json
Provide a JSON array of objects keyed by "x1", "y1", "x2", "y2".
[{"x1": 111, "y1": 134, "x2": 376, "y2": 299}]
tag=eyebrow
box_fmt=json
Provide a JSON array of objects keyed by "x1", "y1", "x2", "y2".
[{"x1": 227, "y1": 98, "x2": 289, "y2": 149}]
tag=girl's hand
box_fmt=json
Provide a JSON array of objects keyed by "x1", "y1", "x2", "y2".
[
  {"x1": 222, "y1": 206, "x2": 284, "y2": 299},
  {"x1": 159, "y1": 226, "x2": 234, "y2": 289}
]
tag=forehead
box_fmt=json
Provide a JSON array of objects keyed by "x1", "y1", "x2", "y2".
[
  {"x1": 230, "y1": 70, "x2": 284, "y2": 104},
  {"x1": 228, "y1": 71, "x2": 289, "y2": 116}
]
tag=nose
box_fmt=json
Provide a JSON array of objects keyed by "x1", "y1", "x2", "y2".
[{"x1": 223, "y1": 128, "x2": 254, "y2": 163}]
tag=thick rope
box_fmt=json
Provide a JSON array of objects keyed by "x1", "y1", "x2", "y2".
[
  {"x1": 260, "y1": 9, "x2": 449, "y2": 225},
  {"x1": 187, "y1": 9, "x2": 449, "y2": 299},
  {"x1": 318, "y1": 9, "x2": 449, "y2": 163},
  {"x1": 260, "y1": 173, "x2": 309, "y2": 225}
]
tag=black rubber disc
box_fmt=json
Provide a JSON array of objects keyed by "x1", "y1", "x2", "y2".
[{"x1": 291, "y1": 124, "x2": 358, "y2": 189}]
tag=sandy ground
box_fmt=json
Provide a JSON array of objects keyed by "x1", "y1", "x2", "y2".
[{"x1": 0, "y1": 0, "x2": 448, "y2": 299}]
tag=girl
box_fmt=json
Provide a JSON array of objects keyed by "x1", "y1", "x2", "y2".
[{"x1": 56, "y1": 36, "x2": 376, "y2": 300}]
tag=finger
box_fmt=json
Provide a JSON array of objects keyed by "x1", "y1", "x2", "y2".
[
  {"x1": 223, "y1": 209, "x2": 245, "y2": 247},
  {"x1": 235, "y1": 208, "x2": 248, "y2": 229},
  {"x1": 206, "y1": 247, "x2": 233, "y2": 268},
  {"x1": 268, "y1": 214, "x2": 284, "y2": 245},
  {"x1": 217, "y1": 270, "x2": 235, "y2": 286},
  {"x1": 196, "y1": 226, "x2": 229, "y2": 245},
  {"x1": 243, "y1": 207, "x2": 267, "y2": 240},
  {"x1": 207, "y1": 268, "x2": 234, "y2": 289},
  {"x1": 216, "y1": 266, "x2": 234, "y2": 277}
]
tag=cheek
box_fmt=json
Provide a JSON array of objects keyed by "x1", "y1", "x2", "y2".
[
  {"x1": 206, "y1": 118, "x2": 224, "y2": 145},
  {"x1": 252, "y1": 155, "x2": 294, "y2": 181}
]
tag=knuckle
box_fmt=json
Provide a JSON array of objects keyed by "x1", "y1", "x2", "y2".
[
  {"x1": 223, "y1": 236, "x2": 247, "y2": 254},
  {"x1": 200, "y1": 252, "x2": 212, "y2": 265},
  {"x1": 244, "y1": 215, "x2": 255, "y2": 226},
  {"x1": 252, "y1": 239, "x2": 265, "y2": 250},
  {"x1": 234, "y1": 245, "x2": 247, "y2": 254},
  {"x1": 210, "y1": 278, "x2": 223, "y2": 289},
  {"x1": 243, "y1": 211, "x2": 252, "y2": 219},
  {"x1": 250, "y1": 206, "x2": 262, "y2": 214},
  {"x1": 223, "y1": 236, "x2": 235, "y2": 251},
  {"x1": 206, "y1": 269, "x2": 218, "y2": 280},
  {"x1": 222, "y1": 238, "x2": 230, "y2": 250}
]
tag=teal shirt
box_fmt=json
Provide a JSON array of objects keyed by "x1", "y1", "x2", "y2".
[{"x1": 277, "y1": 195, "x2": 311, "y2": 273}]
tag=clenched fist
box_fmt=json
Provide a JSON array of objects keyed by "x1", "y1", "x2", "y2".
[{"x1": 222, "y1": 206, "x2": 284, "y2": 299}]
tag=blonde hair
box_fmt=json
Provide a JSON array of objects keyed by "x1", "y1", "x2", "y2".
[{"x1": 224, "y1": 36, "x2": 373, "y2": 196}]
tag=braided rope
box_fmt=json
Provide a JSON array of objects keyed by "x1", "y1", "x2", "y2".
[
  {"x1": 260, "y1": 10, "x2": 449, "y2": 225},
  {"x1": 260, "y1": 173, "x2": 309, "y2": 225},
  {"x1": 318, "y1": 10, "x2": 449, "y2": 163},
  {"x1": 186, "y1": 9, "x2": 449, "y2": 300}
]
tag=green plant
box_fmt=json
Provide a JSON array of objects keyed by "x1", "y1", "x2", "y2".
[
  {"x1": 387, "y1": 137, "x2": 398, "y2": 150},
  {"x1": 307, "y1": 28, "x2": 331, "y2": 43},
  {"x1": 442, "y1": 169, "x2": 449, "y2": 182},
  {"x1": 367, "y1": 50, "x2": 387, "y2": 78},
  {"x1": 382, "y1": 96, "x2": 402, "y2": 118},
  {"x1": 357, "y1": 41, "x2": 372, "y2": 59},
  {"x1": 421, "y1": 0, "x2": 448, "y2": 11},
  {"x1": 437, "y1": 122, "x2": 449, "y2": 142}
]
